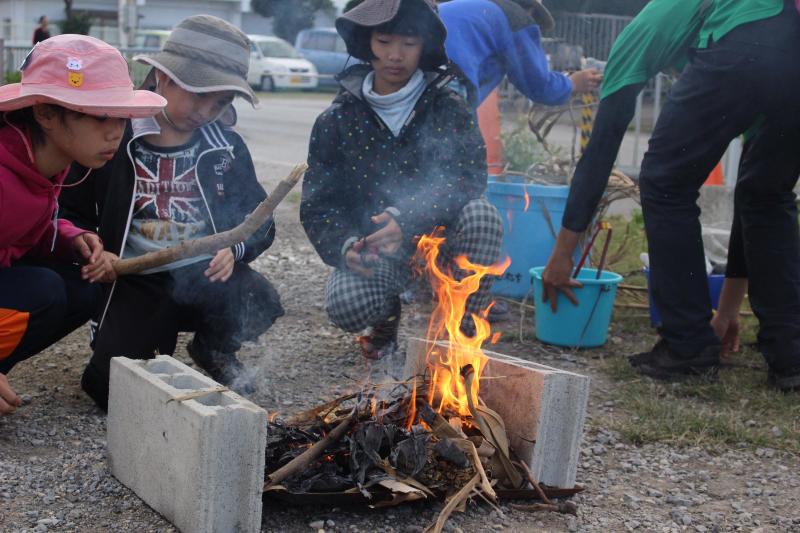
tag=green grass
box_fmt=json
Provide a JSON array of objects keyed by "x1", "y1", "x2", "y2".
[
  {"x1": 598, "y1": 347, "x2": 800, "y2": 453},
  {"x1": 589, "y1": 215, "x2": 800, "y2": 453}
]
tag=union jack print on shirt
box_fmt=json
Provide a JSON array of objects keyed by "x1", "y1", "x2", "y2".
[{"x1": 132, "y1": 141, "x2": 206, "y2": 224}]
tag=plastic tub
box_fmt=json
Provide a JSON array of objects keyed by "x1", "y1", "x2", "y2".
[
  {"x1": 531, "y1": 266, "x2": 623, "y2": 348},
  {"x1": 644, "y1": 269, "x2": 725, "y2": 327},
  {"x1": 486, "y1": 177, "x2": 570, "y2": 298}
]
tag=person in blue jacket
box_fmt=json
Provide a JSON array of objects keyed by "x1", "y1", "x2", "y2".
[{"x1": 437, "y1": 0, "x2": 601, "y2": 108}]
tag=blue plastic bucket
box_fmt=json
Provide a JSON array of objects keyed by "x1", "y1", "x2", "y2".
[
  {"x1": 531, "y1": 266, "x2": 623, "y2": 348},
  {"x1": 486, "y1": 177, "x2": 570, "y2": 298},
  {"x1": 644, "y1": 269, "x2": 725, "y2": 327}
]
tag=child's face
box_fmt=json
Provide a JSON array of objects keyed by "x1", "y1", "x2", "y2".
[
  {"x1": 43, "y1": 111, "x2": 125, "y2": 169},
  {"x1": 159, "y1": 77, "x2": 235, "y2": 132},
  {"x1": 370, "y1": 31, "x2": 423, "y2": 93}
]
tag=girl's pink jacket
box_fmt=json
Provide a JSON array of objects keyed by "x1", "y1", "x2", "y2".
[{"x1": 0, "y1": 125, "x2": 88, "y2": 268}]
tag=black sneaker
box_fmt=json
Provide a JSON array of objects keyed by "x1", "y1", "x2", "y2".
[
  {"x1": 630, "y1": 339, "x2": 719, "y2": 381},
  {"x1": 358, "y1": 298, "x2": 401, "y2": 361},
  {"x1": 767, "y1": 368, "x2": 800, "y2": 392},
  {"x1": 186, "y1": 338, "x2": 256, "y2": 395}
]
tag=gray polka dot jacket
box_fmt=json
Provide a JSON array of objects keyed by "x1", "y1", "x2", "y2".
[{"x1": 301, "y1": 64, "x2": 488, "y2": 267}]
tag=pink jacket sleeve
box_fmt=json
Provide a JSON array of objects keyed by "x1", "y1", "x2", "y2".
[{"x1": 28, "y1": 217, "x2": 88, "y2": 261}]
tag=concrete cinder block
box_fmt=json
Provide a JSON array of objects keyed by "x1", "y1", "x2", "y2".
[
  {"x1": 405, "y1": 338, "x2": 589, "y2": 488},
  {"x1": 107, "y1": 355, "x2": 267, "y2": 533}
]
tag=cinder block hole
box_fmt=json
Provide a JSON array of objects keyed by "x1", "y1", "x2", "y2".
[
  {"x1": 166, "y1": 374, "x2": 209, "y2": 390},
  {"x1": 192, "y1": 393, "x2": 237, "y2": 408},
  {"x1": 145, "y1": 360, "x2": 179, "y2": 375}
]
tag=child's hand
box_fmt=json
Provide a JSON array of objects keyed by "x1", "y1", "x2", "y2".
[
  {"x1": 346, "y1": 240, "x2": 378, "y2": 278},
  {"x1": 0, "y1": 372, "x2": 21, "y2": 416},
  {"x1": 206, "y1": 248, "x2": 235, "y2": 282},
  {"x1": 365, "y1": 212, "x2": 403, "y2": 256},
  {"x1": 82, "y1": 251, "x2": 119, "y2": 283},
  {"x1": 73, "y1": 232, "x2": 104, "y2": 266}
]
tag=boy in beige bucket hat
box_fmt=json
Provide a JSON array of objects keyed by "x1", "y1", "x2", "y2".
[
  {"x1": 0, "y1": 34, "x2": 165, "y2": 416},
  {"x1": 60, "y1": 16, "x2": 284, "y2": 410}
]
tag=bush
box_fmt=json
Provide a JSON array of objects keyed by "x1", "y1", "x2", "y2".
[
  {"x1": 4, "y1": 71, "x2": 21, "y2": 84},
  {"x1": 501, "y1": 118, "x2": 547, "y2": 174}
]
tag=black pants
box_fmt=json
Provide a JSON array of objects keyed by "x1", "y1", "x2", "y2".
[
  {"x1": 725, "y1": 123, "x2": 800, "y2": 374},
  {"x1": 639, "y1": 0, "x2": 800, "y2": 360},
  {"x1": 82, "y1": 261, "x2": 284, "y2": 408},
  {"x1": 0, "y1": 262, "x2": 99, "y2": 374},
  {"x1": 562, "y1": 83, "x2": 644, "y2": 232}
]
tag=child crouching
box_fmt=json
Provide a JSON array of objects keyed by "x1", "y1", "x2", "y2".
[
  {"x1": 60, "y1": 16, "x2": 284, "y2": 410},
  {"x1": 301, "y1": 0, "x2": 503, "y2": 359}
]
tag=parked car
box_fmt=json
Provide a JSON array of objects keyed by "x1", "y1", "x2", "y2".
[
  {"x1": 247, "y1": 35, "x2": 318, "y2": 92},
  {"x1": 133, "y1": 29, "x2": 171, "y2": 50},
  {"x1": 295, "y1": 28, "x2": 358, "y2": 87}
]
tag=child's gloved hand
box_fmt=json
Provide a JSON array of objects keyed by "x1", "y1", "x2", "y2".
[
  {"x1": 206, "y1": 248, "x2": 235, "y2": 283},
  {"x1": 366, "y1": 212, "x2": 403, "y2": 256},
  {"x1": 0, "y1": 372, "x2": 21, "y2": 416}
]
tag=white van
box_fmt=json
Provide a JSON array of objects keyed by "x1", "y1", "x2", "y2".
[{"x1": 247, "y1": 35, "x2": 319, "y2": 92}]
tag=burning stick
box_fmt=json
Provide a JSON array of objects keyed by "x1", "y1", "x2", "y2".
[
  {"x1": 113, "y1": 164, "x2": 307, "y2": 276},
  {"x1": 264, "y1": 408, "x2": 355, "y2": 490}
]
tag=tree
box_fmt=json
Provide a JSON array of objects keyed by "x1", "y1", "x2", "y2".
[
  {"x1": 61, "y1": 0, "x2": 91, "y2": 35},
  {"x1": 251, "y1": 0, "x2": 335, "y2": 44},
  {"x1": 546, "y1": 0, "x2": 649, "y2": 16}
]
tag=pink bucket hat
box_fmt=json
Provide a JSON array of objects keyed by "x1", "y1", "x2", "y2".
[{"x1": 0, "y1": 34, "x2": 165, "y2": 118}]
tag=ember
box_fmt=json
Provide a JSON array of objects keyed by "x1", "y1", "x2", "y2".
[{"x1": 262, "y1": 232, "x2": 582, "y2": 532}]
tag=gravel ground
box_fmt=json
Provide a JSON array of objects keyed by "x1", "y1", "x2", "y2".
[{"x1": 2, "y1": 162, "x2": 800, "y2": 533}]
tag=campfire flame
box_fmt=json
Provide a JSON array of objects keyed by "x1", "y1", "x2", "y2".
[{"x1": 415, "y1": 230, "x2": 510, "y2": 419}]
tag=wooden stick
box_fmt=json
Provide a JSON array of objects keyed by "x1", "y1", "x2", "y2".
[
  {"x1": 166, "y1": 386, "x2": 229, "y2": 403},
  {"x1": 425, "y1": 474, "x2": 480, "y2": 533},
  {"x1": 114, "y1": 163, "x2": 307, "y2": 276},
  {"x1": 514, "y1": 460, "x2": 551, "y2": 505},
  {"x1": 510, "y1": 502, "x2": 578, "y2": 515},
  {"x1": 461, "y1": 440, "x2": 497, "y2": 502},
  {"x1": 263, "y1": 409, "x2": 354, "y2": 490}
]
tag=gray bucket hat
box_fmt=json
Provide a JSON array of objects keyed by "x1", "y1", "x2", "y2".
[
  {"x1": 336, "y1": 0, "x2": 448, "y2": 70},
  {"x1": 134, "y1": 15, "x2": 257, "y2": 105}
]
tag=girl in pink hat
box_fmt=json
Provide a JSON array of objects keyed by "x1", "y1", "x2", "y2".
[{"x1": 0, "y1": 34, "x2": 166, "y2": 416}]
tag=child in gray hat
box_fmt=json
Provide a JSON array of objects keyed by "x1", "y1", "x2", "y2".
[{"x1": 60, "y1": 15, "x2": 284, "y2": 410}]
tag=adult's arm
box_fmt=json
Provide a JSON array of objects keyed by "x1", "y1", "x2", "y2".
[
  {"x1": 503, "y1": 25, "x2": 572, "y2": 106},
  {"x1": 542, "y1": 83, "x2": 644, "y2": 310}
]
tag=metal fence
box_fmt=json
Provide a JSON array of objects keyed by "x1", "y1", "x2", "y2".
[
  {"x1": 550, "y1": 12, "x2": 633, "y2": 61},
  {"x1": 1, "y1": 43, "x2": 158, "y2": 87}
]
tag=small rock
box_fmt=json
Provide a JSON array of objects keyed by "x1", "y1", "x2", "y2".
[
  {"x1": 326, "y1": 519, "x2": 335, "y2": 528},
  {"x1": 771, "y1": 426, "x2": 784, "y2": 438},
  {"x1": 309, "y1": 520, "x2": 325, "y2": 529},
  {"x1": 745, "y1": 420, "x2": 757, "y2": 428},
  {"x1": 20, "y1": 394, "x2": 32, "y2": 405}
]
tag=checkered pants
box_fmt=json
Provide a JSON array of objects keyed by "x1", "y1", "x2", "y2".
[{"x1": 325, "y1": 198, "x2": 503, "y2": 333}]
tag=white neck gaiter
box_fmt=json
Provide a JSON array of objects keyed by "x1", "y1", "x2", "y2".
[{"x1": 362, "y1": 69, "x2": 426, "y2": 137}]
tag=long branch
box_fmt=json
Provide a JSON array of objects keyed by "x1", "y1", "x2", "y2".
[
  {"x1": 113, "y1": 163, "x2": 307, "y2": 276},
  {"x1": 264, "y1": 410, "x2": 355, "y2": 490}
]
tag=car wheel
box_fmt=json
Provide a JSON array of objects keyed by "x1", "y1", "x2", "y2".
[{"x1": 260, "y1": 75, "x2": 275, "y2": 92}]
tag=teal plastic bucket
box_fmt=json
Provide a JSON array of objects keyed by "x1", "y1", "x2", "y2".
[
  {"x1": 531, "y1": 266, "x2": 623, "y2": 348},
  {"x1": 486, "y1": 177, "x2": 570, "y2": 298}
]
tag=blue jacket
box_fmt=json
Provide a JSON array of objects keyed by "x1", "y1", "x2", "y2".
[{"x1": 439, "y1": 0, "x2": 572, "y2": 108}]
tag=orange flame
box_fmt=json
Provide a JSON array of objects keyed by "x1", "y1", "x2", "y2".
[{"x1": 415, "y1": 229, "x2": 510, "y2": 418}]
